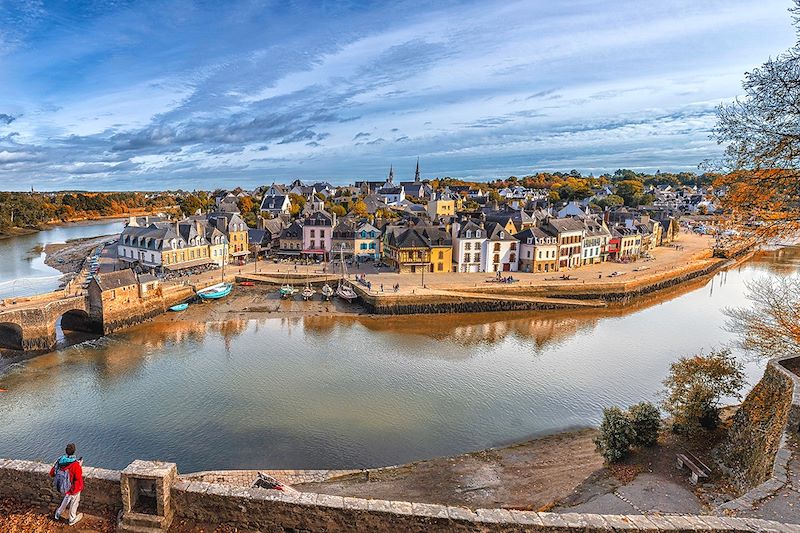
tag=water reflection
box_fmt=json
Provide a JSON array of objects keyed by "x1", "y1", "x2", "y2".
[{"x1": 0, "y1": 248, "x2": 795, "y2": 472}]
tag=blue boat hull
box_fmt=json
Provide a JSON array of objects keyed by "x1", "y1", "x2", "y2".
[
  {"x1": 198, "y1": 282, "x2": 233, "y2": 299},
  {"x1": 169, "y1": 303, "x2": 189, "y2": 312}
]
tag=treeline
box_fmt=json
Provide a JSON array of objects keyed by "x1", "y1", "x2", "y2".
[
  {"x1": 0, "y1": 191, "x2": 176, "y2": 231},
  {"x1": 482, "y1": 169, "x2": 722, "y2": 207}
]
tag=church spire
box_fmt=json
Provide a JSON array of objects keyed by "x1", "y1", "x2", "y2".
[
  {"x1": 388, "y1": 165, "x2": 394, "y2": 184},
  {"x1": 414, "y1": 157, "x2": 420, "y2": 182}
]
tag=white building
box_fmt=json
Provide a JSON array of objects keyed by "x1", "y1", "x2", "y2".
[
  {"x1": 452, "y1": 220, "x2": 486, "y2": 273},
  {"x1": 482, "y1": 221, "x2": 519, "y2": 272}
]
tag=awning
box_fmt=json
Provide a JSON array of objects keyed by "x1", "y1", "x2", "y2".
[
  {"x1": 276, "y1": 250, "x2": 302, "y2": 256},
  {"x1": 231, "y1": 251, "x2": 249, "y2": 257},
  {"x1": 163, "y1": 258, "x2": 215, "y2": 271},
  {"x1": 302, "y1": 249, "x2": 327, "y2": 255}
]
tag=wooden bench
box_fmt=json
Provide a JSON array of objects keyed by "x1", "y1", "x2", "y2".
[{"x1": 676, "y1": 451, "x2": 711, "y2": 485}]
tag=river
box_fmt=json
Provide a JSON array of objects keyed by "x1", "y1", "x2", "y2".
[
  {"x1": 0, "y1": 238, "x2": 798, "y2": 473},
  {"x1": 0, "y1": 220, "x2": 125, "y2": 300}
]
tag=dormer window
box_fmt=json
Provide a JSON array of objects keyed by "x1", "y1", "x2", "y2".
[
  {"x1": 527, "y1": 238, "x2": 533, "y2": 244},
  {"x1": 466, "y1": 230, "x2": 472, "y2": 239}
]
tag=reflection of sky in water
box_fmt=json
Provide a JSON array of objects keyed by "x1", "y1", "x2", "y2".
[
  {"x1": 0, "y1": 220, "x2": 123, "y2": 299},
  {"x1": 0, "y1": 248, "x2": 797, "y2": 473}
]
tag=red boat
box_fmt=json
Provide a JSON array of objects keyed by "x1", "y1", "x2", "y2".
[{"x1": 239, "y1": 281, "x2": 255, "y2": 287}]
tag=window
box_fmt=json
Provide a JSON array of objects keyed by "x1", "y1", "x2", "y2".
[
  {"x1": 509, "y1": 253, "x2": 516, "y2": 262},
  {"x1": 464, "y1": 253, "x2": 470, "y2": 262},
  {"x1": 466, "y1": 230, "x2": 472, "y2": 238},
  {"x1": 476, "y1": 230, "x2": 481, "y2": 238},
  {"x1": 493, "y1": 243, "x2": 500, "y2": 252},
  {"x1": 493, "y1": 254, "x2": 500, "y2": 264},
  {"x1": 438, "y1": 251, "x2": 444, "y2": 259},
  {"x1": 310, "y1": 229, "x2": 315, "y2": 237},
  {"x1": 474, "y1": 253, "x2": 481, "y2": 262},
  {"x1": 437, "y1": 262, "x2": 443, "y2": 271},
  {"x1": 320, "y1": 230, "x2": 325, "y2": 238},
  {"x1": 510, "y1": 242, "x2": 517, "y2": 251},
  {"x1": 464, "y1": 242, "x2": 471, "y2": 250}
]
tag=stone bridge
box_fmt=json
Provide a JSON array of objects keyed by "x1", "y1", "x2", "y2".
[{"x1": 0, "y1": 293, "x2": 99, "y2": 352}]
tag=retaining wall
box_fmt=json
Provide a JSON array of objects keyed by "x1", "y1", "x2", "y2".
[{"x1": 717, "y1": 355, "x2": 800, "y2": 511}]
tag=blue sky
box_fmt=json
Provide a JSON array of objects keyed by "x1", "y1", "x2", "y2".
[{"x1": 0, "y1": 0, "x2": 796, "y2": 191}]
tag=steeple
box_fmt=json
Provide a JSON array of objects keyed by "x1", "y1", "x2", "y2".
[
  {"x1": 388, "y1": 165, "x2": 394, "y2": 184},
  {"x1": 414, "y1": 157, "x2": 420, "y2": 182}
]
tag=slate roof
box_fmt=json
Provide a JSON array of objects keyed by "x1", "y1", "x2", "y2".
[{"x1": 95, "y1": 269, "x2": 138, "y2": 291}]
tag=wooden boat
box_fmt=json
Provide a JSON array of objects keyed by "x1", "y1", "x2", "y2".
[
  {"x1": 198, "y1": 282, "x2": 233, "y2": 299},
  {"x1": 335, "y1": 245, "x2": 358, "y2": 302},
  {"x1": 336, "y1": 280, "x2": 357, "y2": 302},
  {"x1": 321, "y1": 283, "x2": 334, "y2": 300},
  {"x1": 279, "y1": 271, "x2": 297, "y2": 299},
  {"x1": 301, "y1": 268, "x2": 315, "y2": 300},
  {"x1": 169, "y1": 303, "x2": 189, "y2": 312},
  {"x1": 239, "y1": 281, "x2": 255, "y2": 286}
]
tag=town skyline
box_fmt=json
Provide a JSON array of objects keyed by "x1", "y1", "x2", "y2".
[{"x1": 0, "y1": 0, "x2": 797, "y2": 191}]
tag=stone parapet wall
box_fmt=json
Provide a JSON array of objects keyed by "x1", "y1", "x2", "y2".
[
  {"x1": 0, "y1": 458, "x2": 121, "y2": 517},
  {"x1": 171, "y1": 480, "x2": 793, "y2": 532},
  {"x1": 101, "y1": 285, "x2": 195, "y2": 334},
  {"x1": 1, "y1": 457, "x2": 797, "y2": 531},
  {"x1": 718, "y1": 355, "x2": 800, "y2": 511}
]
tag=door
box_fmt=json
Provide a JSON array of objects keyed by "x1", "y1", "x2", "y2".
[{"x1": 503, "y1": 263, "x2": 510, "y2": 272}]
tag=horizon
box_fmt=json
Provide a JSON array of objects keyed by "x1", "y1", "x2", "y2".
[{"x1": 0, "y1": 0, "x2": 797, "y2": 192}]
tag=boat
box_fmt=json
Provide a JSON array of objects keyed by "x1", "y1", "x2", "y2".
[
  {"x1": 239, "y1": 281, "x2": 255, "y2": 287},
  {"x1": 301, "y1": 286, "x2": 315, "y2": 300},
  {"x1": 198, "y1": 282, "x2": 233, "y2": 299},
  {"x1": 321, "y1": 283, "x2": 334, "y2": 300},
  {"x1": 169, "y1": 303, "x2": 189, "y2": 312},
  {"x1": 336, "y1": 280, "x2": 357, "y2": 302},
  {"x1": 301, "y1": 268, "x2": 315, "y2": 301},
  {"x1": 278, "y1": 271, "x2": 297, "y2": 299},
  {"x1": 335, "y1": 245, "x2": 358, "y2": 302}
]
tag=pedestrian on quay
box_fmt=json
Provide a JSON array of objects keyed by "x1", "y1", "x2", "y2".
[
  {"x1": 50, "y1": 442, "x2": 84, "y2": 526},
  {"x1": 380, "y1": 283, "x2": 384, "y2": 292}
]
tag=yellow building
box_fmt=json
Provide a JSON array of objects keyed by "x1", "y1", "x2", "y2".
[
  {"x1": 384, "y1": 225, "x2": 453, "y2": 273},
  {"x1": 426, "y1": 199, "x2": 455, "y2": 219}
]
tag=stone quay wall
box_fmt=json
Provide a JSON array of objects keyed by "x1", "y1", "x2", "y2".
[
  {"x1": 1, "y1": 457, "x2": 798, "y2": 531},
  {"x1": 358, "y1": 259, "x2": 724, "y2": 315},
  {"x1": 718, "y1": 355, "x2": 800, "y2": 511},
  {"x1": 100, "y1": 284, "x2": 195, "y2": 335}
]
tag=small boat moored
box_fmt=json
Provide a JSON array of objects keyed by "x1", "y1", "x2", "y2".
[
  {"x1": 169, "y1": 303, "x2": 189, "y2": 312},
  {"x1": 321, "y1": 283, "x2": 334, "y2": 300},
  {"x1": 198, "y1": 282, "x2": 233, "y2": 299}
]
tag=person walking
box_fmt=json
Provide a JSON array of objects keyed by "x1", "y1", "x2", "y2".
[{"x1": 50, "y1": 443, "x2": 84, "y2": 525}]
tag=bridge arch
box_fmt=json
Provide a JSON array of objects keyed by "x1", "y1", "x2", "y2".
[
  {"x1": 54, "y1": 308, "x2": 101, "y2": 348},
  {"x1": 0, "y1": 321, "x2": 23, "y2": 351}
]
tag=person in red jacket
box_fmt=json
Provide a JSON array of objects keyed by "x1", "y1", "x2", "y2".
[{"x1": 49, "y1": 442, "x2": 84, "y2": 526}]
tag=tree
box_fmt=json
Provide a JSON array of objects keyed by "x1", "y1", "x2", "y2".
[
  {"x1": 628, "y1": 402, "x2": 661, "y2": 448},
  {"x1": 615, "y1": 180, "x2": 644, "y2": 206},
  {"x1": 724, "y1": 277, "x2": 800, "y2": 359},
  {"x1": 710, "y1": 1, "x2": 800, "y2": 239},
  {"x1": 288, "y1": 193, "x2": 306, "y2": 217},
  {"x1": 330, "y1": 204, "x2": 346, "y2": 217},
  {"x1": 351, "y1": 200, "x2": 368, "y2": 217},
  {"x1": 594, "y1": 407, "x2": 636, "y2": 463},
  {"x1": 662, "y1": 349, "x2": 746, "y2": 433}
]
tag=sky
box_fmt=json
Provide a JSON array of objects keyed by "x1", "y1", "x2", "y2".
[{"x1": 0, "y1": 0, "x2": 797, "y2": 191}]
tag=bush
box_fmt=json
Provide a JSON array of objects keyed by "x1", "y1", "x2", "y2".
[
  {"x1": 594, "y1": 406, "x2": 636, "y2": 463},
  {"x1": 629, "y1": 402, "x2": 661, "y2": 447}
]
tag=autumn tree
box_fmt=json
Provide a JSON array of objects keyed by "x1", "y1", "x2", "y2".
[
  {"x1": 615, "y1": 179, "x2": 644, "y2": 206},
  {"x1": 724, "y1": 277, "x2": 800, "y2": 359},
  {"x1": 710, "y1": 1, "x2": 800, "y2": 239},
  {"x1": 662, "y1": 349, "x2": 745, "y2": 433},
  {"x1": 350, "y1": 200, "x2": 368, "y2": 217}
]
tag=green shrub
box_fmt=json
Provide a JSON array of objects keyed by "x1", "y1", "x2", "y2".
[
  {"x1": 629, "y1": 402, "x2": 661, "y2": 447},
  {"x1": 594, "y1": 406, "x2": 635, "y2": 463}
]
